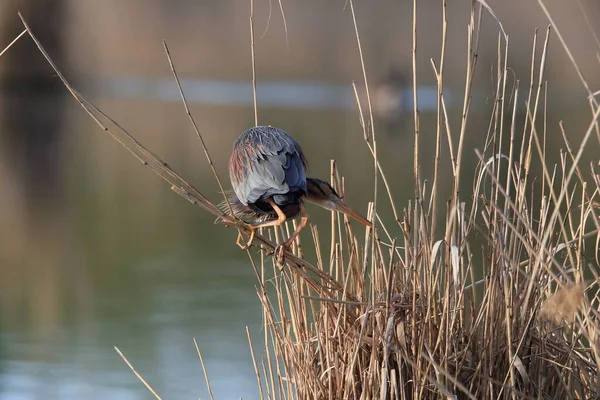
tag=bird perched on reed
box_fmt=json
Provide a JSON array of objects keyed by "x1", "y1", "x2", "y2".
[{"x1": 222, "y1": 125, "x2": 371, "y2": 258}]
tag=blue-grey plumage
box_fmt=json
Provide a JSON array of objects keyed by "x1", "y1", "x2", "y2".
[
  {"x1": 226, "y1": 125, "x2": 371, "y2": 252},
  {"x1": 229, "y1": 126, "x2": 308, "y2": 219}
]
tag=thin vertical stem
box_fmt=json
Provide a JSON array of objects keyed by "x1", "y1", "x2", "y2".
[
  {"x1": 412, "y1": 0, "x2": 421, "y2": 197},
  {"x1": 429, "y1": 0, "x2": 447, "y2": 240},
  {"x1": 250, "y1": 0, "x2": 258, "y2": 126}
]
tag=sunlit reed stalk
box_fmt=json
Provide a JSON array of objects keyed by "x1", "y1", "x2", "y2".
[
  {"x1": 0, "y1": 28, "x2": 26, "y2": 58},
  {"x1": 250, "y1": 0, "x2": 258, "y2": 127},
  {"x1": 162, "y1": 40, "x2": 235, "y2": 223},
  {"x1": 193, "y1": 338, "x2": 216, "y2": 400}
]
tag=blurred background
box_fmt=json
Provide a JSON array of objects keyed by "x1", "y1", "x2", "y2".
[{"x1": 0, "y1": 0, "x2": 598, "y2": 399}]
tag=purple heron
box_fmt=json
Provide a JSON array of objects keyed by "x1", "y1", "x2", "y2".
[{"x1": 223, "y1": 126, "x2": 371, "y2": 256}]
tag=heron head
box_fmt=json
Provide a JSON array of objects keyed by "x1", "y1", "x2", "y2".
[{"x1": 305, "y1": 178, "x2": 372, "y2": 227}]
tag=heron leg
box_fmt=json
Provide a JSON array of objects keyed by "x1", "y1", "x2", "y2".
[
  {"x1": 249, "y1": 199, "x2": 288, "y2": 229},
  {"x1": 283, "y1": 203, "x2": 309, "y2": 248},
  {"x1": 236, "y1": 227, "x2": 256, "y2": 250},
  {"x1": 273, "y1": 203, "x2": 309, "y2": 268},
  {"x1": 237, "y1": 199, "x2": 287, "y2": 249}
]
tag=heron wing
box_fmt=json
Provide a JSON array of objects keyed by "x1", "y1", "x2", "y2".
[{"x1": 229, "y1": 126, "x2": 308, "y2": 206}]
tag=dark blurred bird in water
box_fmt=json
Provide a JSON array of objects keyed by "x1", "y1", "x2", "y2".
[{"x1": 223, "y1": 126, "x2": 371, "y2": 258}]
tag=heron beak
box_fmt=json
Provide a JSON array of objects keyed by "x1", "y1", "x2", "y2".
[{"x1": 329, "y1": 198, "x2": 372, "y2": 228}]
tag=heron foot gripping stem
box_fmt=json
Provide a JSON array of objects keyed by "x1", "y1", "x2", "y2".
[
  {"x1": 267, "y1": 240, "x2": 294, "y2": 269},
  {"x1": 236, "y1": 226, "x2": 256, "y2": 250}
]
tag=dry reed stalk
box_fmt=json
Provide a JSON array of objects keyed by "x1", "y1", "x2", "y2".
[
  {"x1": 193, "y1": 338, "x2": 216, "y2": 400},
  {"x1": 114, "y1": 346, "x2": 163, "y2": 400},
  {"x1": 13, "y1": 0, "x2": 600, "y2": 398},
  {"x1": 250, "y1": 0, "x2": 258, "y2": 127},
  {"x1": 0, "y1": 28, "x2": 26, "y2": 58}
]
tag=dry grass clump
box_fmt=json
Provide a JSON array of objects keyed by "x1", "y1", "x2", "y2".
[
  {"x1": 247, "y1": 144, "x2": 600, "y2": 399},
  {"x1": 241, "y1": 3, "x2": 600, "y2": 399},
  {"x1": 11, "y1": 1, "x2": 600, "y2": 399}
]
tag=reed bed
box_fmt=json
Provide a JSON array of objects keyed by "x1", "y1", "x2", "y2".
[{"x1": 11, "y1": 0, "x2": 600, "y2": 398}]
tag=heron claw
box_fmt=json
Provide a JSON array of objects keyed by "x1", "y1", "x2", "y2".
[
  {"x1": 268, "y1": 243, "x2": 290, "y2": 269},
  {"x1": 236, "y1": 227, "x2": 256, "y2": 250}
]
